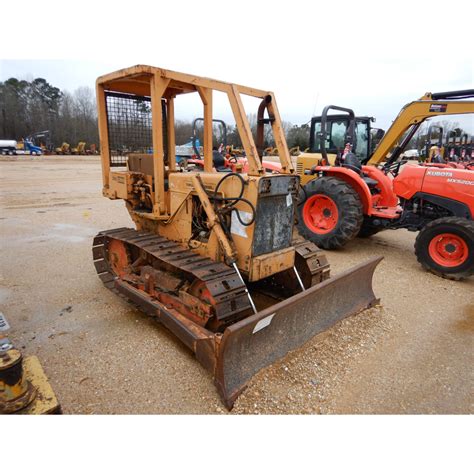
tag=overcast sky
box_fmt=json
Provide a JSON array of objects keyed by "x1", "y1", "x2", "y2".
[{"x1": 2, "y1": 0, "x2": 473, "y2": 132}]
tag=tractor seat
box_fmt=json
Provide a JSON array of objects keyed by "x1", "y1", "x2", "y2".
[
  {"x1": 362, "y1": 175, "x2": 378, "y2": 187},
  {"x1": 213, "y1": 150, "x2": 232, "y2": 172},
  {"x1": 342, "y1": 153, "x2": 378, "y2": 188},
  {"x1": 213, "y1": 150, "x2": 225, "y2": 167},
  {"x1": 342, "y1": 152, "x2": 362, "y2": 174}
]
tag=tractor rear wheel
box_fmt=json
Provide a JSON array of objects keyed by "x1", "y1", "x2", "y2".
[
  {"x1": 415, "y1": 217, "x2": 474, "y2": 280},
  {"x1": 297, "y1": 177, "x2": 363, "y2": 249}
]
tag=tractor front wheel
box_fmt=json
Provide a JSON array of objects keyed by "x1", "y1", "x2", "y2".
[
  {"x1": 297, "y1": 177, "x2": 363, "y2": 249},
  {"x1": 415, "y1": 217, "x2": 474, "y2": 280}
]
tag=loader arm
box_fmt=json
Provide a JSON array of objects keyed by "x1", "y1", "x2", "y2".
[{"x1": 367, "y1": 90, "x2": 474, "y2": 166}]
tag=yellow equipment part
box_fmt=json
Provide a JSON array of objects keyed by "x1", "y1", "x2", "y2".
[
  {"x1": 0, "y1": 311, "x2": 60, "y2": 415},
  {"x1": 296, "y1": 151, "x2": 337, "y2": 185},
  {"x1": 367, "y1": 92, "x2": 474, "y2": 166},
  {"x1": 72, "y1": 142, "x2": 86, "y2": 154},
  {"x1": 19, "y1": 356, "x2": 60, "y2": 414},
  {"x1": 93, "y1": 64, "x2": 381, "y2": 408},
  {"x1": 55, "y1": 142, "x2": 70, "y2": 155},
  {"x1": 0, "y1": 348, "x2": 60, "y2": 415}
]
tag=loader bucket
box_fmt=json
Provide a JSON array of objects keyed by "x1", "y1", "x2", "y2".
[{"x1": 214, "y1": 256, "x2": 382, "y2": 409}]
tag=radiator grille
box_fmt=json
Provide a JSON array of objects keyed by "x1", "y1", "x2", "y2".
[{"x1": 252, "y1": 176, "x2": 298, "y2": 256}]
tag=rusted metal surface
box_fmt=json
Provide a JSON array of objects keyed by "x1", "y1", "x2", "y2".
[
  {"x1": 18, "y1": 356, "x2": 61, "y2": 414},
  {"x1": 294, "y1": 239, "x2": 330, "y2": 286},
  {"x1": 265, "y1": 239, "x2": 330, "y2": 296},
  {"x1": 0, "y1": 349, "x2": 60, "y2": 414},
  {"x1": 1, "y1": 311, "x2": 60, "y2": 415},
  {"x1": 0, "y1": 348, "x2": 36, "y2": 413},
  {"x1": 93, "y1": 228, "x2": 252, "y2": 329},
  {"x1": 214, "y1": 256, "x2": 382, "y2": 408},
  {"x1": 93, "y1": 227, "x2": 381, "y2": 409},
  {"x1": 256, "y1": 96, "x2": 274, "y2": 158}
]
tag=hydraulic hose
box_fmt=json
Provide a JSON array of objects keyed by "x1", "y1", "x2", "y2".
[{"x1": 210, "y1": 172, "x2": 256, "y2": 227}]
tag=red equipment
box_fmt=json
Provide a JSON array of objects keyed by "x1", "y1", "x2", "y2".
[{"x1": 297, "y1": 91, "x2": 474, "y2": 280}]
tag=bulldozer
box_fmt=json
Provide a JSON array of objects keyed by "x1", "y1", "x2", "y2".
[
  {"x1": 55, "y1": 142, "x2": 71, "y2": 155},
  {"x1": 295, "y1": 91, "x2": 474, "y2": 280},
  {"x1": 71, "y1": 141, "x2": 87, "y2": 155},
  {"x1": 93, "y1": 65, "x2": 382, "y2": 408}
]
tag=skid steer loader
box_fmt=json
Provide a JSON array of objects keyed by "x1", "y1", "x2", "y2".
[{"x1": 93, "y1": 65, "x2": 382, "y2": 408}]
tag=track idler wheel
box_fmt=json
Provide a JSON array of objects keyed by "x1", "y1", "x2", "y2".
[{"x1": 107, "y1": 239, "x2": 131, "y2": 278}]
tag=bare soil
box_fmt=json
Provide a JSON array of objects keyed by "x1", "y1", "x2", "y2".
[{"x1": 1, "y1": 156, "x2": 472, "y2": 414}]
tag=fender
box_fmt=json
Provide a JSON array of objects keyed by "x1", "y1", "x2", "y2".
[
  {"x1": 361, "y1": 166, "x2": 398, "y2": 207},
  {"x1": 314, "y1": 166, "x2": 373, "y2": 215}
]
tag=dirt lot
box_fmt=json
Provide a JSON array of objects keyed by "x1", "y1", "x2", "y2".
[{"x1": 1, "y1": 156, "x2": 472, "y2": 414}]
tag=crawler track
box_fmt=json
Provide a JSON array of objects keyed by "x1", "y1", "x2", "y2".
[
  {"x1": 93, "y1": 228, "x2": 330, "y2": 330},
  {"x1": 93, "y1": 227, "x2": 253, "y2": 330}
]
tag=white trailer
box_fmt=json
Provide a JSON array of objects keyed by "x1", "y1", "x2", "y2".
[{"x1": 0, "y1": 140, "x2": 17, "y2": 155}]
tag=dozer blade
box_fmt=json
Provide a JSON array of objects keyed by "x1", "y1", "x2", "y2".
[
  {"x1": 94, "y1": 229, "x2": 382, "y2": 409},
  {"x1": 214, "y1": 256, "x2": 382, "y2": 409}
]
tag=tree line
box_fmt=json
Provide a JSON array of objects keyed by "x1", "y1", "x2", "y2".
[
  {"x1": 0, "y1": 77, "x2": 99, "y2": 149},
  {"x1": 1, "y1": 75, "x2": 468, "y2": 155},
  {"x1": 0, "y1": 76, "x2": 310, "y2": 151}
]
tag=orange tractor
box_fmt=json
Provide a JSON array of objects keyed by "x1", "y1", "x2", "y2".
[{"x1": 296, "y1": 91, "x2": 474, "y2": 280}]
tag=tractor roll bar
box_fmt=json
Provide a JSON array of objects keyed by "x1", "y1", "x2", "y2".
[
  {"x1": 319, "y1": 105, "x2": 355, "y2": 163},
  {"x1": 192, "y1": 118, "x2": 227, "y2": 157}
]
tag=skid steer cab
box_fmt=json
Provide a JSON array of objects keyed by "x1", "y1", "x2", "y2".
[
  {"x1": 93, "y1": 65, "x2": 382, "y2": 408},
  {"x1": 296, "y1": 91, "x2": 474, "y2": 280}
]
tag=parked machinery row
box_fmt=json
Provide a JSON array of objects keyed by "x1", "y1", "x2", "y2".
[{"x1": 423, "y1": 125, "x2": 473, "y2": 163}]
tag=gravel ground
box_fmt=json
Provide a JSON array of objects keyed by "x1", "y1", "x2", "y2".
[{"x1": 1, "y1": 156, "x2": 472, "y2": 414}]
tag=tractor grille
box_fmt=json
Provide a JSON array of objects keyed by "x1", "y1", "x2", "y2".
[{"x1": 252, "y1": 176, "x2": 299, "y2": 256}]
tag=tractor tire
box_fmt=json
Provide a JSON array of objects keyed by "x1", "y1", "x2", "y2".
[
  {"x1": 297, "y1": 177, "x2": 363, "y2": 249},
  {"x1": 414, "y1": 217, "x2": 474, "y2": 280}
]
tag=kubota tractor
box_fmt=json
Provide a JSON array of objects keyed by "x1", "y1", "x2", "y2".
[{"x1": 296, "y1": 91, "x2": 474, "y2": 280}]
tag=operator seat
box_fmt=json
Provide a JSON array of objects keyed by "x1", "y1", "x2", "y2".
[
  {"x1": 342, "y1": 152, "x2": 378, "y2": 188},
  {"x1": 213, "y1": 149, "x2": 231, "y2": 172}
]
